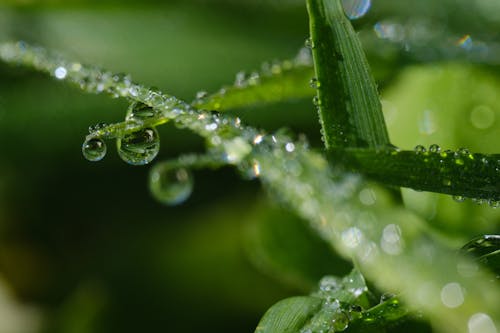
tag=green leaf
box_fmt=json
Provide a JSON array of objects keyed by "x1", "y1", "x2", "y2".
[
  {"x1": 328, "y1": 147, "x2": 500, "y2": 202},
  {"x1": 255, "y1": 296, "x2": 323, "y2": 333},
  {"x1": 192, "y1": 58, "x2": 314, "y2": 112},
  {"x1": 306, "y1": 0, "x2": 390, "y2": 149}
]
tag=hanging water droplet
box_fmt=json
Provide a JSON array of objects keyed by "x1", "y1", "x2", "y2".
[
  {"x1": 126, "y1": 102, "x2": 155, "y2": 121},
  {"x1": 117, "y1": 128, "x2": 160, "y2": 165},
  {"x1": 305, "y1": 37, "x2": 315, "y2": 49},
  {"x1": 82, "y1": 138, "x2": 107, "y2": 162},
  {"x1": 453, "y1": 195, "x2": 466, "y2": 203},
  {"x1": 414, "y1": 145, "x2": 426, "y2": 154},
  {"x1": 429, "y1": 144, "x2": 441, "y2": 153},
  {"x1": 309, "y1": 77, "x2": 320, "y2": 89},
  {"x1": 150, "y1": 165, "x2": 193, "y2": 206},
  {"x1": 342, "y1": 0, "x2": 372, "y2": 20},
  {"x1": 331, "y1": 311, "x2": 349, "y2": 332}
]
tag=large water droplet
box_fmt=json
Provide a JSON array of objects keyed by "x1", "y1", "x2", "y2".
[
  {"x1": 342, "y1": 0, "x2": 371, "y2": 19},
  {"x1": 82, "y1": 138, "x2": 107, "y2": 162},
  {"x1": 331, "y1": 311, "x2": 349, "y2": 332},
  {"x1": 117, "y1": 128, "x2": 160, "y2": 165},
  {"x1": 150, "y1": 165, "x2": 193, "y2": 206}
]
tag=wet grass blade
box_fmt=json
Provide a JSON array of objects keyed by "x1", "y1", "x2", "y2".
[{"x1": 306, "y1": 0, "x2": 390, "y2": 149}]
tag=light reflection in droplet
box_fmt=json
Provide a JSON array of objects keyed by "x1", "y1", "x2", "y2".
[
  {"x1": 54, "y1": 66, "x2": 67, "y2": 79},
  {"x1": 285, "y1": 142, "x2": 296, "y2": 152},
  {"x1": 440, "y1": 282, "x2": 465, "y2": 308},
  {"x1": 374, "y1": 22, "x2": 405, "y2": 42},
  {"x1": 468, "y1": 313, "x2": 497, "y2": 333},
  {"x1": 470, "y1": 105, "x2": 495, "y2": 129},
  {"x1": 457, "y1": 34, "x2": 473, "y2": 50},
  {"x1": 342, "y1": 0, "x2": 371, "y2": 20}
]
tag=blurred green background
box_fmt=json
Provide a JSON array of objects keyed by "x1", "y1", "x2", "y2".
[{"x1": 0, "y1": 1, "x2": 499, "y2": 332}]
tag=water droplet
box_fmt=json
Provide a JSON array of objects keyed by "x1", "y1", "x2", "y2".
[
  {"x1": 429, "y1": 144, "x2": 441, "y2": 153},
  {"x1": 54, "y1": 66, "x2": 67, "y2": 79},
  {"x1": 470, "y1": 105, "x2": 495, "y2": 130},
  {"x1": 117, "y1": 128, "x2": 160, "y2": 165},
  {"x1": 414, "y1": 145, "x2": 426, "y2": 154},
  {"x1": 234, "y1": 71, "x2": 248, "y2": 87},
  {"x1": 248, "y1": 72, "x2": 260, "y2": 86},
  {"x1": 453, "y1": 195, "x2": 466, "y2": 203},
  {"x1": 488, "y1": 199, "x2": 500, "y2": 209},
  {"x1": 126, "y1": 102, "x2": 155, "y2": 121},
  {"x1": 312, "y1": 96, "x2": 321, "y2": 106},
  {"x1": 196, "y1": 90, "x2": 208, "y2": 99},
  {"x1": 309, "y1": 77, "x2": 320, "y2": 89},
  {"x1": 348, "y1": 305, "x2": 363, "y2": 321},
  {"x1": 331, "y1": 311, "x2": 349, "y2": 332},
  {"x1": 149, "y1": 165, "x2": 193, "y2": 206},
  {"x1": 380, "y1": 292, "x2": 395, "y2": 303},
  {"x1": 82, "y1": 138, "x2": 106, "y2": 162},
  {"x1": 88, "y1": 122, "x2": 107, "y2": 133},
  {"x1": 253, "y1": 134, "x2": 264, "y2": 145},
  {"x1": 305, "y1": 37, "x2": 315, "y2": 49},
  {"x1": 285, "y1": 142, "x2": 295, "y2": 153},
  {"x1": 342, "y1": 0, "x2": 371, "y2": 19}
]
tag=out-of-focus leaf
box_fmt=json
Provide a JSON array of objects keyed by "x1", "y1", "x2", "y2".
[
  {"x1": 244, "y1": 202, "x2": 351, "y2": 292},
  {"x1": 461, "y1": 234, "x2": 500, "y2": 276}
]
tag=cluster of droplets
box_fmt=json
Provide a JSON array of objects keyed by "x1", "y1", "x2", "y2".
[
  {"x1": 191, "y1": 47, "x2": 312, "y2": 110},
  {"x1": 412, "y1": 144, "x2": 500, "y2": 208}
]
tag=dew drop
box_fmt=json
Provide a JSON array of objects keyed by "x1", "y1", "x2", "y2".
[
  {"x1": 82, "y1": 138, "x2": 107, "y2": 162},
  {"x1": 117, "y1": 128, "x2": 160, "y2": 165},
  {"x1": 414, "y1": 145, "x2": 426, "y2": 154},
  {"x1": 88, "y1": 122, "x2": 107, "y2": 133},
  {"x1": 150, "y1": 165, "x2": 193, "y2": 206},
  {"x1": 310, "y1": 77, "x2": 320, "y2": 89},
  {"x1": 312, "y1": 96, "x2": 321, "y2": 106},
  {"x1": 380, "y1": 292, "x2": 395, "y2": 303},
  {"x1": 488, "y1": 199, "x2": 500, "y2": 209},
  {"x1": 453, "y1": 195, "x2": 466, "y2": 203},
  {"x1": 342, "y1": 0, "x2": 371, "y2": 19},
  {"x1": 196, "y1": 90, "x2": 208, "y2": 99},
  {"x1": 429, "y1": 144, "x2": 441, "y2": 153},
  {"x1": 305, "y1": 37, "x2": 315, "y2": 49},
  {"x1": 348, "y1": 305, "x2": 363, "y2": 321},
  {"x1": 331, "y1": 311, "x2": 349, "y2": 332}
]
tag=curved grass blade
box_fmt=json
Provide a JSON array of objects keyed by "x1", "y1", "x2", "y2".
[
  {"x1": 328, "y1": 147, "x2": 500, "y2": 202},
  {"x1": 306, "y1": 0, "x2": 390, "y2": 149},
  {"x1": 191, "y1": 53, "x2": 314, "y2": 112},
  {"x1": 461, "y1": 235, "x2": 500, "y2": 276}
]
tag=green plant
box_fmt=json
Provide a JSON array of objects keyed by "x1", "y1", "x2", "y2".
[{"x1": 0, "y1": 0, "x2": 499, "y2": 332}]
